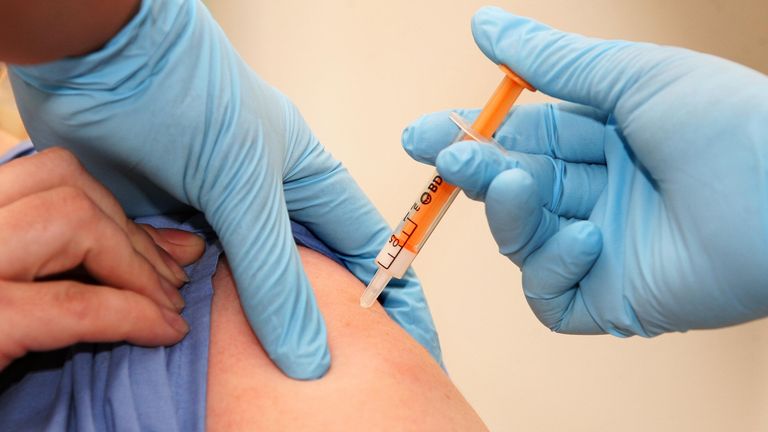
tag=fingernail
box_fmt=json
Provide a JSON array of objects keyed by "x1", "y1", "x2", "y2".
[
  {"x1": 161, "y1": 308, "x2": 190, "y2": 335},
  {"x1": 159, "y1": 229, "x2": 205, "y2": 247},
  {"x1": 160, "y1": 249, "x2": 190, "y2": 283},
  {"x1": 160, "y1": 277, "x2": 186, "y2": 311}
]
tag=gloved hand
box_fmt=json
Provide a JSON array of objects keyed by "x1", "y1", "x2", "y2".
[
  {"x1": 403, "y1": 6, "x2": 768, "y2": 337},
  {"x1": 9, "y1": 0, "x2": 440, "y2": 378}
]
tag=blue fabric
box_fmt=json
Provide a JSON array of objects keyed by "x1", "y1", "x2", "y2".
[
  {"x1": 0, "y1": 207, "x2": 342, "y2": 431},
  {"x1": 0, "y1": 140, "x2": 34, "y2": 164}
]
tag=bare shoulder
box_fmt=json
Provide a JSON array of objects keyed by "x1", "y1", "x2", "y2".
[{"x1": 206, "y1": 246, "x2": 487, "y2": 431}]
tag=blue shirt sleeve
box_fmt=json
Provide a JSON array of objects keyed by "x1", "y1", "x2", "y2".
[{"x1": 0, "y1": 140, "x2": 34, "y2": 164}]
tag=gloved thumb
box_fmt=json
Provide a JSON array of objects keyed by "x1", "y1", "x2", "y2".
[
  {"x1": 471, "y1": 6, "x2": 669, "y2": 113},
  {"x1": 204, "y1": 179, "x2": 330, "y2": 380}
]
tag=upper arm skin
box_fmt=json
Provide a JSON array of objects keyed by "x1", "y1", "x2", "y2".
[
  {"x1": 0, "y1": 0, "x2": 139, "y2": 64},
  {"x1": 207, "y1": 247, "x2": 488, "y2": 431}
]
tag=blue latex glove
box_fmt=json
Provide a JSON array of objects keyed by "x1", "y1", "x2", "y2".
[
  {"x1": 9, "y1": 0, "x2": 440, "y2": 378},
  {"x1": 403, "y1": 7, "x2": 768, "y2": 337}
]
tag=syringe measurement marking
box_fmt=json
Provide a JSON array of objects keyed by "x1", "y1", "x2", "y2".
[
  {"x1": 376, "y1": 175, "x2": 447, "y2": 269},
  {"x1": 376, "y1": 214, "x2": 418, "y2": 269}
]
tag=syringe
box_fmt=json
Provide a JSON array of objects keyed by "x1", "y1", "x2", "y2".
[{"x1": 360, "y1": 65, "x2": 535, "y2": 308}]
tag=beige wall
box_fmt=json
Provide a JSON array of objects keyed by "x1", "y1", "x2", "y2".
[
  {"x1": 0, "y1": 1, "x2": 763, "y2": 429},
  {"x1": 0, "y1": 65, "x2": 28, "y2": 152},
  {"x1": 205, "y1": 1, "x2": 768, "y2": 430}
]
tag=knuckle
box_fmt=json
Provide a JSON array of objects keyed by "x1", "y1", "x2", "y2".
[
  {"x1": 57, "y1": 282, "x2": 95, "y2": 322},
  {"x1": 41, "y1": 147, "x2": 84, "y2": 172},
  {"x1": 55, "y1": 186, "x2": 100, "y2": 223},
  {"x1": 0, "y1": 282, "x2": 26, "y2": 316},
  {"x1": 37, "y1": 148, "x2": 95, "y2": 191},
  {"x1": 55, "y1": 185, "x2": 91, "y2": 209}
]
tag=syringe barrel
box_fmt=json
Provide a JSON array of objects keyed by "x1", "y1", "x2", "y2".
[
  {"x1": 371, "y1": 66, "x2": 534, "y2": 281},
  {"x1": 373, "y1": 169, "x2": 462, "y2": 278}
]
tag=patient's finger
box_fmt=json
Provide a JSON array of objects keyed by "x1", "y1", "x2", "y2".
[
  {"x1": 0, "y1": 280, "x2": 188, "y2": 370},
  {"x1": 125, "y1": 222, "x2": 190, "y2": 284},
  {"x1": 0, "y1": 187, "x2": 183, "y2": 311},
  {"x1": 140, "y1": 225, "x2": 205, "y2": 267},
  {"x1": 0, "y1": 148, "x2": 188, "y2": 286}
]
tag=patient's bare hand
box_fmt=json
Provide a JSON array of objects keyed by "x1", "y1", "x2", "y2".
[{"x1": 0, "y1": 148, "x2": 205, "y2": 370}]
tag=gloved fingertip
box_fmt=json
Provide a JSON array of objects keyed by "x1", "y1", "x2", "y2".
[
  {"x1": 522, "y1": 221, "x2": 602, "y2": 301},
  {"x1": 435, "y1": 141, "x2": 473, "y2": 177},
  {"x1": 550, "y1": 221, "x2": 603, "y2": 277},
  {"x1": 270, "y1": 338, "x2": 331, "y2": 380},
  {"x1": 400, "y1": 124, "x2": 423, "y2": 162},
  {"x1": 222, "y1": 220, "x2": 332, "y2": 381},
  {"x1": 486, "y1": 168, "x2": 539, "y2": 218},
  {"x1": 571, "y1": 220, "x2": 603, "y2": 257},
  {"x1": 470, "y1": 6, "x2": 505, "y2": 64},
  {"x1": 258, "y1": 277, "x2": 332, "y2": 380},
  {"x1": 471, "y1": 7, "x2": 550, "y2": 68},
  {"x1": 436, "y1": 141, "x2": 508, "y2": 200},
  {"x1": 484, "y1": 168, "x2": 549, "y2": 265},
  {"x1": 402, "y1": 112, "x2": 460, "y2": 166}
]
